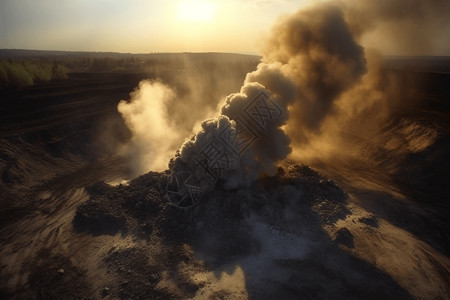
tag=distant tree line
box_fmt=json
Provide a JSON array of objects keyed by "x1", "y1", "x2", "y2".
[
  {"x1": 0, "y1": 60, "x2": 69, "y2": 88},
  {"x1": 0, "y1": 52, "x2": 261, "y2": 89}
]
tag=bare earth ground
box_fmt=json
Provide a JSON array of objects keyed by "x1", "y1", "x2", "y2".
[{"x1": 0, "y1": 67, "x2": 449, "y2": 299}]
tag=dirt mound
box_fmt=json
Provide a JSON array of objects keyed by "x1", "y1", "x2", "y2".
[
  {"x1": 68, "y1": 162, "x2": 412, "y2": 299},
  {"x1": 74, "y1": 163, "x2": 348, "y2": 247}
]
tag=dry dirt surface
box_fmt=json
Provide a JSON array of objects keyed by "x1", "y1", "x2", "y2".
[
  {"x1": 2, "y1": 159, "x2": 449, "y2": 299},
  {"x1": 1, "y1": 64, "x2": 449, "y2": 299},
  {"x1": 0, "y1": 162, "x2": 418, "y2": 299}
]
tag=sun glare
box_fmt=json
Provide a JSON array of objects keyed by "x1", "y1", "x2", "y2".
[{"x1": 177, "y1": 0, "x2": 216, "y2": 21}]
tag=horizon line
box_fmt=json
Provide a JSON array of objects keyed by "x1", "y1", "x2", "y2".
[{"x1": 0, "y1": 48, "x2": 261, "y2": 56}]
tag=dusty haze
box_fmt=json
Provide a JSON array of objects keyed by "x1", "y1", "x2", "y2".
[{"x1": 118, "y1": 0, "x2": 450, "y2": 182}]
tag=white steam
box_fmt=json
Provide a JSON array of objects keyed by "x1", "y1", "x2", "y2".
[{"x1": 117, "y1": 81, "x2": 183, "y2": 173}]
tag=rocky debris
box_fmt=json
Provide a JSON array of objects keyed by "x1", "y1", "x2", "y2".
[
  {"x1": 25, "y1": 250, "x2": 93, "y2": 299},
  {"x1": 312, "y1": 199, "x2": 351, "y2": 225},
  {"x1": 334, "y1": 227, "x2": 354, "y2": 248},
  {"x1": 73, "y1": 162, "x2": 350, "y2": 246},
  {"x1": 69, "y1": 161, "x2": 353, "y2": 298},
  {"x1": 75, "y1": 161, "x2": 349, "y2": 230},
  {"x1": 73, "y1": 172, "x2": 165, "y2": 237},
  {"x1": 56, "y1": 268, "x2": 65, "y2": 280},
  {"x1": 102, "y1": 287, "x2": 110, "y2": 296},
  {"x1": 359, "y1": 216, "x2": 379, "y2": 228},
  {"x1": 103, "y1": 245, "x2": 199, "y2": 299},
  {"x1": 72, "y1": 199, "x2": 126, "y2": 235},
  {"x1": 286, "y1": 163, "x2": 319, "y2": 178}
]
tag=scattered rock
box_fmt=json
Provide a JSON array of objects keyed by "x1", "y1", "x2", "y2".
[
  {"x1": 28, "y1": 250, "x2": 93, "y2": 298},
  {"x1": 56, "y1": 268, "x2": 64, "y2": 280},
  {"x1": 334, "y1": 227, "x2": 354, "y2": 248},
  {"x1": 312, "y1": 200, "x2": 350, "y2": 225},
  {"x1": 72, "y1": 201, "x2": 126, "y2": 236},
  {"x1": 359, "y1": 216, "x2": 379, "y2": 228},
  {"x1": 121, "y1": 280, "x2": 129, "y2": 287},
  {"x1": 102, "y1": 287, "x2": 110, "y2": 296},
  {"x1": 135, "y1": 201, "x2": 144, "y2": 209}
]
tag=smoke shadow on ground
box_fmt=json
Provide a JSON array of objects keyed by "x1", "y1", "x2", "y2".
[
  {"x1": 159, "y1": 165, "x2": 412, "y2": 299},
  {"x1": 71, "y1": 162, "x2": 413, "y2": 299}
]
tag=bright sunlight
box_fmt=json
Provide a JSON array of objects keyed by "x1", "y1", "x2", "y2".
[{"x1": 177, "y1": 0, "x2": 217, "y2": 21}]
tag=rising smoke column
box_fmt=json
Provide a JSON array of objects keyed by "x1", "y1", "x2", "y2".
[
  {"x1": 258, "y1": 3, "x2": 366, "y2": 144},
  {"x1": 120, "y1": 0, "x2": 450, "y2": 205},
  {"x1": 288, "y1": 0, "x2": 450, "y2": 162},
  {"x1": 167, "y1": 82, "x2": 292, "y2": 206},
  {"x1": 165, "y1": 3, "x2": 368, "y2": 206}
]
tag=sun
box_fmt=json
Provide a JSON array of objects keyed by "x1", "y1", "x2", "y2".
[{"x1": 177, "y1": 0, "x2": 217, "y2": 22}]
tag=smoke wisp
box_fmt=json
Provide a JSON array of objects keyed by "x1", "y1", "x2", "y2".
[
  {"x1": 117, "y1": 81, "x2": 182, "y2": 173},
  {"x1": 118, "y1": 54, "x2": 258, "y2": 176}
]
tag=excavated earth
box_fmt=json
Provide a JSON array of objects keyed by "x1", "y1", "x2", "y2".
[
  {"x1": 1, "y1": 67, "x2": 450, "y2": 299},
  {"x1": 26, "y1": 162, "x2": 415, "y2": 299}
]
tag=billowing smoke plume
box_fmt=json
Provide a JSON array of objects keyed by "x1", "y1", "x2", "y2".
[
  {"x1": 287, "y1": 0, "x2": 450, "y2": 163},
  {"x1": 165, "y1": 3, "x2": 368, "y2": 204},
  {"x1": 117, "y1": 55, "x2": 258, "y2": 176},
  {"x1": 260, "y1": 3, "x2": 366, "y2": 144},
  {"x1": 119, "y1": 0, "x2": 450, "y2": 201},
  {"x1": 342, "y1": 0, "x2": 450, "y2": 55},
  {"x1": 173, "y1": 82, "x2": 291, "y2": 187}
]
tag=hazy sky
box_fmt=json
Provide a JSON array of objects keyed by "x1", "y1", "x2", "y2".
[{"x1": 0, "y1": 0, "x2": 323, "y2": 54}]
